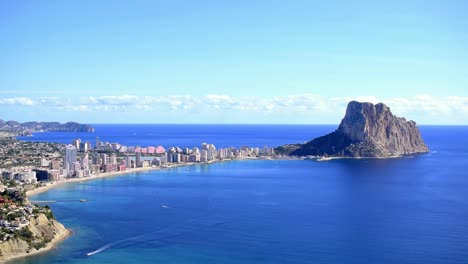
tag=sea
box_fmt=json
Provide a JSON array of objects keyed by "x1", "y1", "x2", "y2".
[{"x1": 13, "y1": 125, "x2": 468, "y2": 264}]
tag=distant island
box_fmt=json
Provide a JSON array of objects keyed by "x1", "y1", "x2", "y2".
[
  {"x1": 276, "y1": 101, "x2": 429, "y2": 158},
  {"x1": 0, "y1": 120, "x2": 94, "y2": 135}
]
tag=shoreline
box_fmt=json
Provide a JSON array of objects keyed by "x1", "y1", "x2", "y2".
[
  {"x1": 26, "y1": 166, "x2": 163, "y2": 197},
  {"x1": 313, "y1": 153, "x2": 425, "y2": 161},
  {"x1": 2, "y1": 224, "x2": 72, "y2": 264},
  {"x1": 315, "y1": 155, "x2": 403, "y2": 161},
  {"x1": 25, "y1": 153, "x2": 419, "y2": 197},
  {"x1": 16, "y1": 153, "x2": 418, "y2": 263},
  {"x1": 18, "y1": 157, "x2": 276, "y2": 262},
  {"x1": 17, "y1": 156, "x2": 291, "y2": 263},
  {"x1": 26, "y1": 156, "x2": 283, "y2": 197}
]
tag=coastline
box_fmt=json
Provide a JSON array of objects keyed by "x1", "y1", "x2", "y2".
[
  {"x1": 313, "y1": 153, "x2": 425, "y2": 161},
  {"x1": 15, "y1": 156, "x2": 290, "y2": 263},
  {"x1": 25, "y1": 157, "x2": 276, "y2": 197},
  {"x1": 3, "y1": 227, "x2": 71, "y2": 264},
  {"x1": 25, "y1": 153, "x2": 417, "y2": 197},
  {"x1": 26, "y1": 166, "x2": 163, "y2": 197},
  {"x1": 16, "y1": 153, "x2": 416, "y2": 263},
  {"x1": 315, "y1": 155, "x2": 402, "y2": 161},
  {"x1": 16, "y1": 162, "x2": 211, "y2": 263}
]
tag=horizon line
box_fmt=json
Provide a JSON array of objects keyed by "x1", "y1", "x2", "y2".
[{"x1": 53, "y1": 123, "x2": 468, "y2": 126}]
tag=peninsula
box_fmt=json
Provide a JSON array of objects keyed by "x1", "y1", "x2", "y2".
[
  {"x1": 0, "y1": 183, "x2": 70, "y2": 263},
  {"x1": 276, "y1": 101, "x2": 429, "y2": 158},
  {"x1": 0, "y1": 120, "x2": 94, "y2": 135}
]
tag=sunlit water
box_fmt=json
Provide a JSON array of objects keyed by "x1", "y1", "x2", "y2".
[{"x1": 13, "y1": 125, "x2": 468, "y2": 264}]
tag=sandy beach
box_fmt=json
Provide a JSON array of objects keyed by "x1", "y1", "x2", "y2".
[
  {"x1": 25, "y1": 157, "x2": 275, "y2": 197},
  {"x1": 14, "y1": 157, "x2": 285, "y2": 263},
  {"x1": 26, "y1": 166, "x2": 165, "y2": 197},
  {"x1": 14, "y1": 165, "x2": 175, "y2": 263}
]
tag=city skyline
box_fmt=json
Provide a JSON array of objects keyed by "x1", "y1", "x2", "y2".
[{"x1": 1, "y1": 1, "x2": 467, "y2": 124}]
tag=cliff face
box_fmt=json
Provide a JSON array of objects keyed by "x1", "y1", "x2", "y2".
[
  {"x1": 0, "y1": 214, "x2": 69, "y2": 263},
  {"x1": 280, "y1": 101, "x2": 429, "y2": 158}
]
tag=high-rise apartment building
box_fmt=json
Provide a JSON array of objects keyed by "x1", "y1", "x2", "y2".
[{"x1": 64, "y1": 145, "x2": 77, "y2": 177}]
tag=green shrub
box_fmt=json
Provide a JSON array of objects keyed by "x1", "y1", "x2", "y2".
[
  {"x1": 44, "y1": 210, "x2": 54, "y2": 220},
  {"x1": 6, "y1": 211, "x2": 22, "y2": 221},
  {"x1": 32, "y1": 240, "x2": 46, "y2": 250},
  {"x1": 15, "y1": 227, "x2": 34, "y2": 242}
]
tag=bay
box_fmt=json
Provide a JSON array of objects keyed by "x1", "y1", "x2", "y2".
[{"x1": 13, "y1": 125, "x2": 468, "y2": 264}]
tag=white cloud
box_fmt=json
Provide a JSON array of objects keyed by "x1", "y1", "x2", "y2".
[
  {"x1": 68, "y1": 105, "x2": 90, "y2": 112},
  {"x1": 205, "y1": 94, "x2": 235, "y2": 105},
  {"x1": 385, "y1": 95, "x2": 468, "y2": 116},
  {"x1": 1, "y1": 94, "x2": 467, "y2": 124},
  {"x1": 87, "y1": 95, "x2": 139, "y2": 106},
  {"x1": 0, "y1": 97, "x2": 35, "y2": 106}
]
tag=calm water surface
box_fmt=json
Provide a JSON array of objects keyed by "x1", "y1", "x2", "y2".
[
  {"x1": 17, "y1": 124, "x2": 336, "y2": 148},
  {"x1": 13, "y1": 125, "x2": 468, "y2": 264}
]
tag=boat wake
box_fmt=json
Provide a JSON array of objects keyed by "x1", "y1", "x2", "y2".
[
  {"x1": 86, "y1": 214, "x2": 225, "y2": 257},
  {"x1": 86, "y1": 230, "x2": 164, "y2": 257},
  {"x1": 87, "y1": 242, "x2": 117, "y2": 256},
  {"x1": 86, "y1": 231, "x2": 162, "y2": 256}
]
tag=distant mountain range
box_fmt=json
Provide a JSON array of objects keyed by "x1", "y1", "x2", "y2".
[{"x1": 0, "y1": 119, "x2": 94, "y2": 133}]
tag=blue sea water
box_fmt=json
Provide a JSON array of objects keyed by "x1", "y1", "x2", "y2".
[
  {"x1": 13, "y1": 125, "x2": 468, "y2": 264},
  {"x1": 17, "y1": 124, "x2": 336, "y2": 148}
]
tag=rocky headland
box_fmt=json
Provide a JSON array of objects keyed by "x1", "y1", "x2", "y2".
[
  {"x1": 0, "y1": 120, "x2": 94, "y2": 134},
  {"x1": 0, "y1": 213, "x2": 70, "y2": 263},
  {"x1": 276, "y1": 101, "x2": 429, "y2": 158}
]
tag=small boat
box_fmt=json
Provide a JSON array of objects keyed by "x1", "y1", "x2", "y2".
[
  {"x1": 161, "y1": 205, "x2": 169, "y2": 208},
  {"x1": 80, "y1": 199, "x2": 87, "y2": 202}
]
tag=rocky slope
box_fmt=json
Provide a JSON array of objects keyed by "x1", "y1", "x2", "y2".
[
  {"x1": 277, "y1": 101, "x2": 429, "y2": 158},
  {"x1": 0, "y1": 214, "x2": 70, "y2": 263}
]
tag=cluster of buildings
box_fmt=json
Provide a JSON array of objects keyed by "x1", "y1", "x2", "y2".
[
  {"x1": 1, "y1": 136, "x2": 276, "y2": 184},
  {"x1": 0, "y1": 183, "x2": 56, "y2": 241},
  {"x1": 0, "y1": 136, "x2": 276, "y2": 241},
  {"x1": 0, "y1": 200, "x2": 32, "y2": 232},
  {"x1": 61, "y1": 138, "x2": 276, "y2": 179},
  {"x1": 1, "y1": 170, "x2": 37, "y2": 183},
  {"x1": 1, "y1": 162, "x2": 63, "y2": 184},
  {"x1": 0, "y1": 186, "x2": 30, "y2": 232},
  {"x1": 0, "y1": 138, "x2": 62, "y2": 168}
]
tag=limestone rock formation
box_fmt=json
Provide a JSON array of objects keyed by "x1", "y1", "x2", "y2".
[{"x1": 277, "y1": 101, "x2": 429, "y2": 158}]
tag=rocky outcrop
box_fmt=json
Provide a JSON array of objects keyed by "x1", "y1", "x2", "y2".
[
  {"x1": 0, "y1": 120, "x2": 94, "y2": 133},
  {"x1": 0, "y1": 214, "x2": 70, "y2": 263},
  {"x1": 277, "y1": 101, "x2": 429, "y2": 158}
]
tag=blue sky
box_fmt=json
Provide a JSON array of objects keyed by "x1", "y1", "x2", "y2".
[{"x1": 0, "y1": 1, "x2": 467, "y2": 124}]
